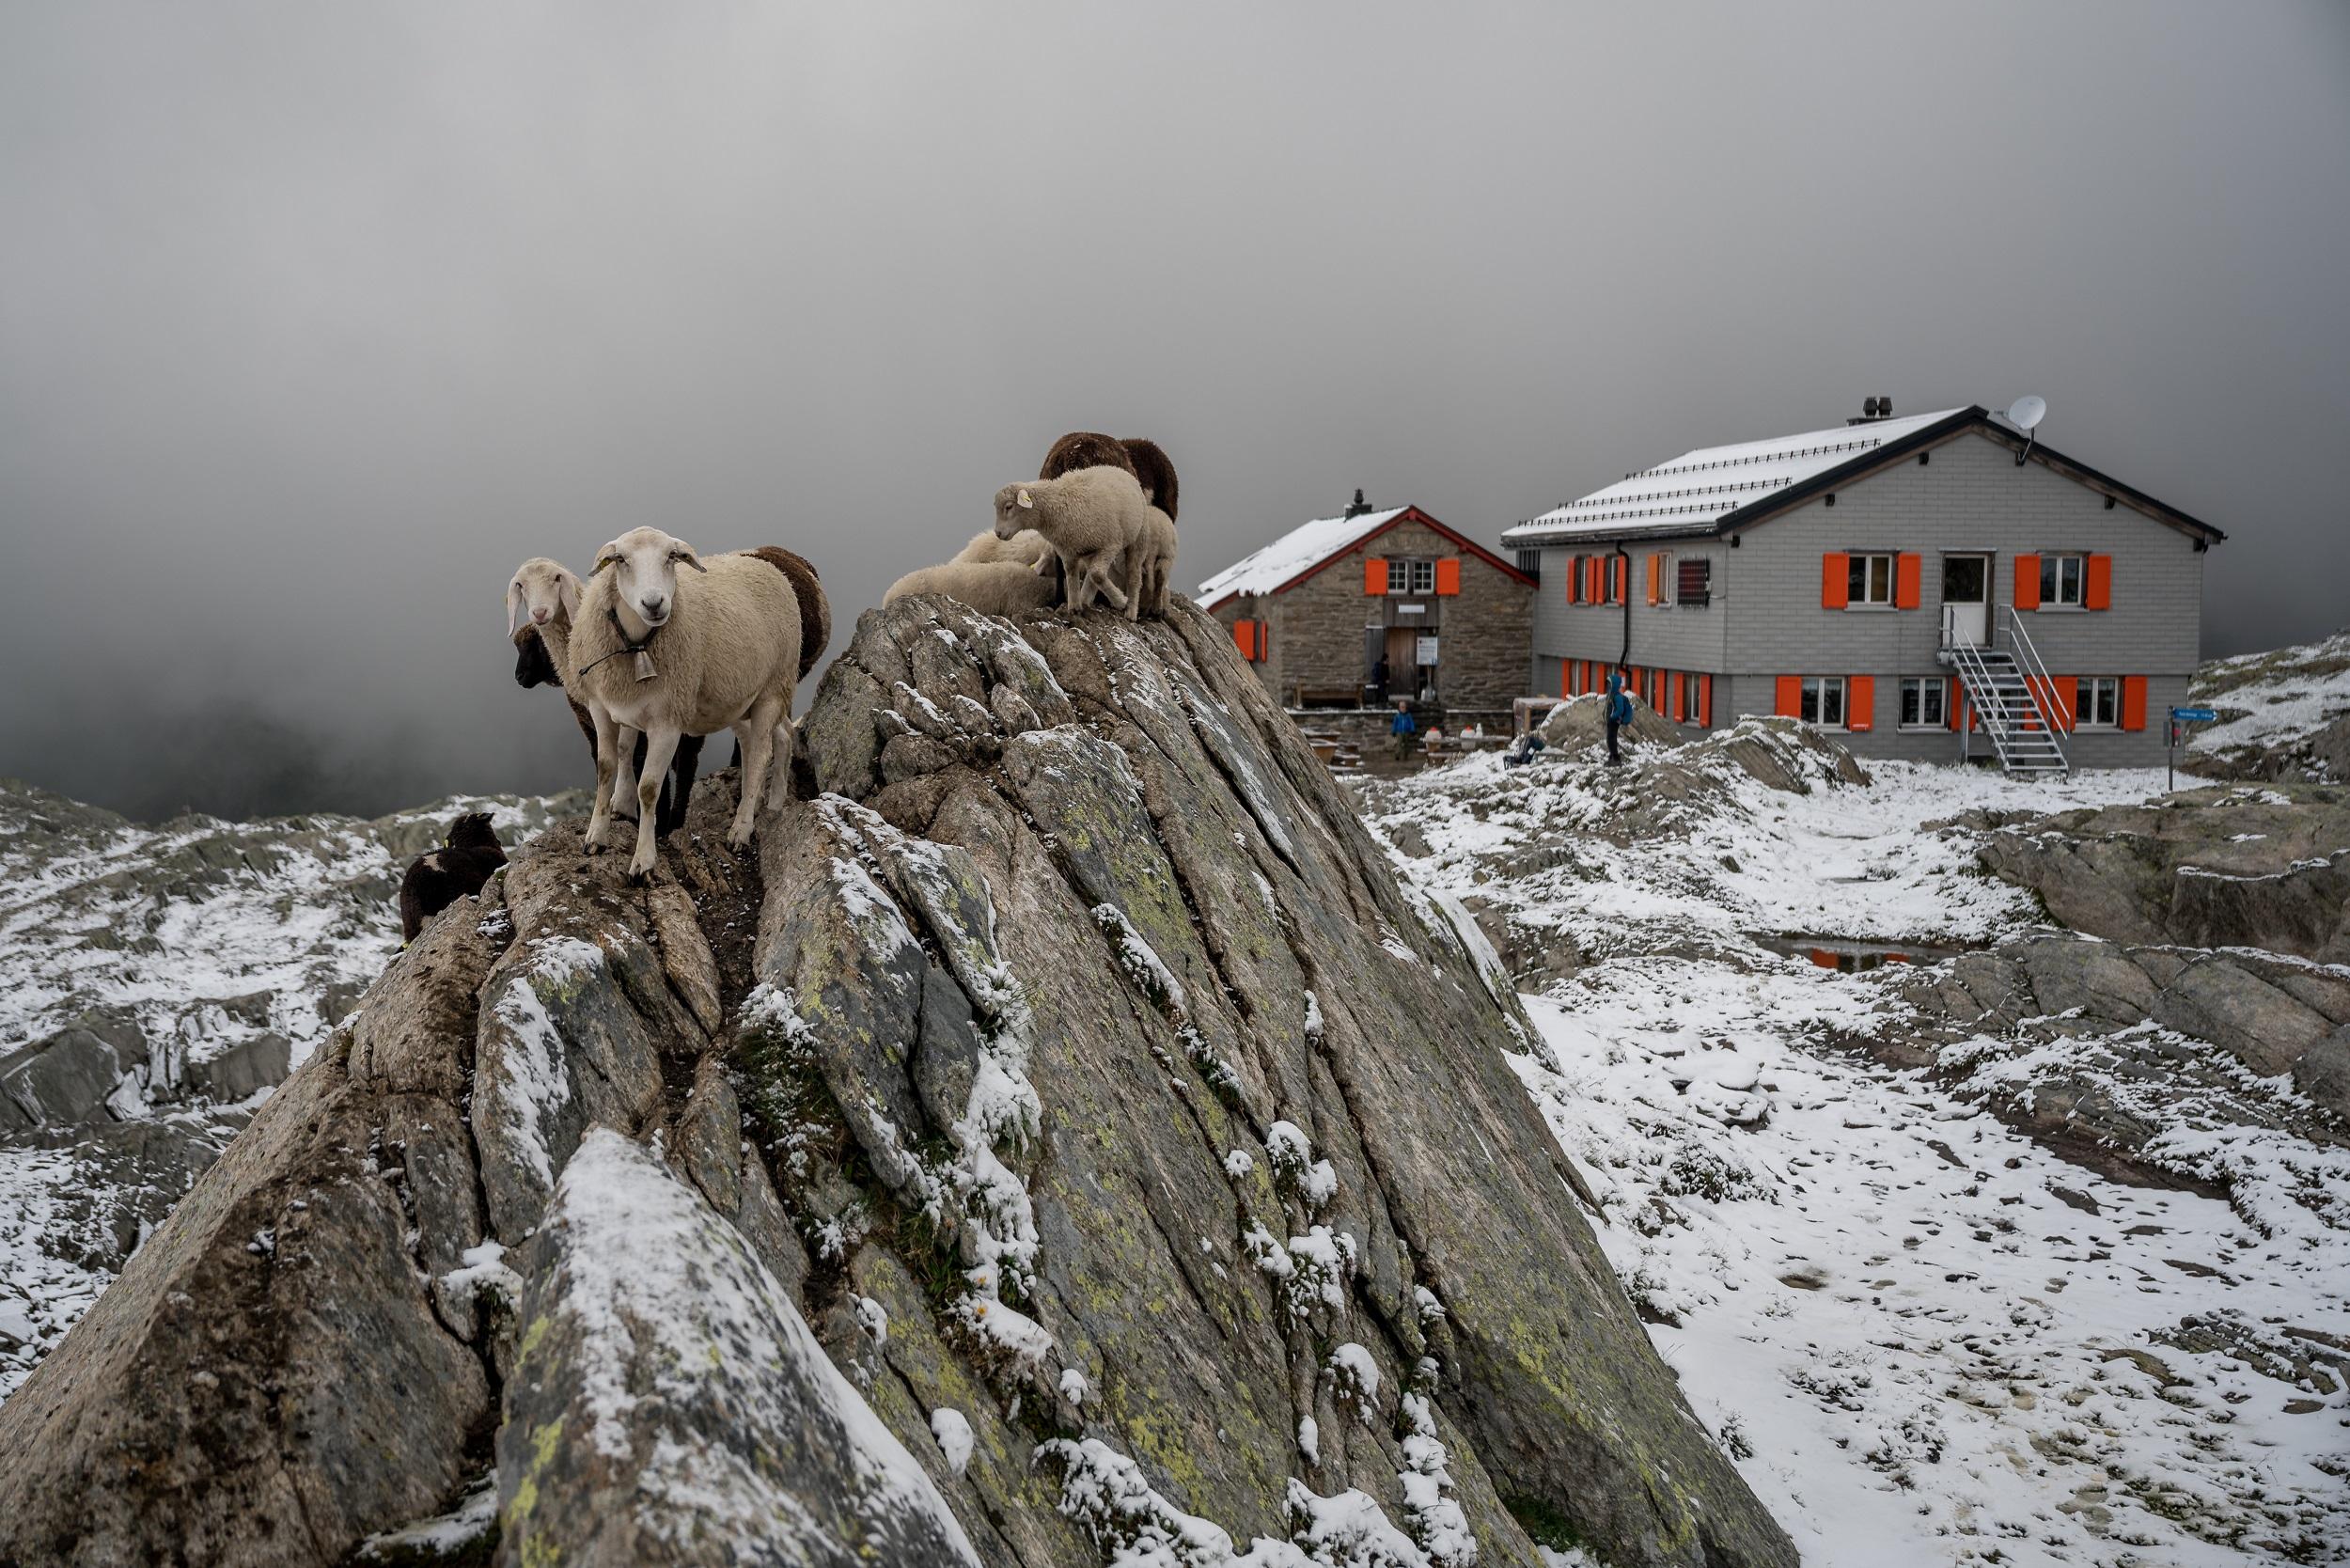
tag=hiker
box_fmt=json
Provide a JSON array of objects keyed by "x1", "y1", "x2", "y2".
[
  {"x1": 1503, "y1": 730, "x2": 1546, "y2": 769},
  {"x1": 1371, "y1": 655, "x2": 1391, "y2": 705},
  {"x1": 1606, "y1": 671, "x2": 1632, "y2": 766}
]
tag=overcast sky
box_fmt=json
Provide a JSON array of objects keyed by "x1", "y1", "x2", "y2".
[{"x1": 4, "y1": 2, "x2": 2345, "y2": 820}]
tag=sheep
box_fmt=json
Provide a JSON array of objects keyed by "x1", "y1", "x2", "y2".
[
  {"x1": 1120, "y1": 505, "x2": 1179, "y2": 619},
  {"x1": 1118, "y1": 437, "x2": 1179, "y2": 522},
  {"x1": 951, "y1": 526, "x2": 1056, "y2": 571},
  {"x1": 740, "y1": 545, "x2": 832, "y2": 679},
  {"x1": 569, "y1": 527, "x2": 818, "y2": 876},
  {"x1": 399, "y1": 811, "x2": 507, "y2": 944},
  {"x1": 507, "y1": 557, "x2": 704, "y2": 839},
  {"x1": 994, "y1": 466, "x2": 1154, "y2": 617},
  {"x1": 884, "y1": 558, "x2": 1061, "y2": 617},
  {"x1": 1039, "y1": 431, "x2": 1138, "y2": 484}
]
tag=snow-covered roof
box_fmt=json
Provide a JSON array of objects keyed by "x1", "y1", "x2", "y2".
[
  {"x1": 1501, "y1": 409, "x2": 1966, "y2": 545},
  {"x1": 1197, "y1": 508, "x2": 1405, "y2": 603}
]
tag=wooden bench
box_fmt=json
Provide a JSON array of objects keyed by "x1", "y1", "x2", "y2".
[{"x1": 1294, "y1": 684, "x2": 1369, "y2": 709}]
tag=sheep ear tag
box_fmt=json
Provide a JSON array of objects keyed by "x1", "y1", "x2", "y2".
[
  {"x1": 633, "y1": 651, "x2": 659, "y2": 682},
  {"x1": 1016, "y1": 487, "x2": 1034, "y2": 510}
]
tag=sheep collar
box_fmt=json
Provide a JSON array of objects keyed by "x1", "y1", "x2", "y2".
[{"x1": 578, "y1": 605, "x2": 662, "y2": 682}]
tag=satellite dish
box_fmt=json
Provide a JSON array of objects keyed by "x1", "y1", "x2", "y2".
[{"x1": 2007, "y1": 395, "x2": 2047, "y2": 431}]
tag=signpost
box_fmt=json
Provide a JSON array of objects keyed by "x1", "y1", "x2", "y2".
[{"x1": 2168, "y1": 707, "x2": 2217, "y2": 791}]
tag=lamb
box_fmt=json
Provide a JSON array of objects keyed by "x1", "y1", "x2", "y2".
[
  {"x1": 398, "y1": 812, "x2": 507, "y2": 944},
  {"x1": 883, "y1": 558, "x2": 1060, "y2": 618},
  {"x1": 950, "y1": 526, "x2": 1056, "y2": 571},
  {"x1": 993, "y1": 466, "x2": 1155, "y2": 617},
  {"x1": 1121, "y1": 505, "x2": 1179, "y2": 618},
  {"x1": 507, "y1": 557, "x2": 703, "y2": 839},
  {"x1": 569, "y1": 527, "x2": 821, "y2": 876}
]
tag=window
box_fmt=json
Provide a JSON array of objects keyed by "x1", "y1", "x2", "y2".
[
  {"x1": 1845, "y1": 553, "x2": 1896, "y2": 606},
  {"x1": 1605, "y1": 555, "x2": 1626, "y2": 604},
  {"x1": 1385, "y1": 557, "x2": 1435, "y2": 596},
  {"x1": 1800, "y1": 676, "x2": 1847, "y2": 729},
  {"x1": 2076, "y1": 677, "x2": 2121, "y2": 729},
  {"x1": 2040, "y1": 553, "x2": 2087, "y2": 607},
  {"x1": 1899, "y1": 677, "x2": 1949, "y2": 729},
  {"x1": 1677, "y1": 557, "x2": 1712, "y2": 606}
]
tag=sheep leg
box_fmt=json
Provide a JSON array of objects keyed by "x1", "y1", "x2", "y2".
[
  {"x1": 611, "y1": 726, "x2": 643, "y2": 822},
  {"x1": 1078, "y1": 551, "x2": 1129, "y2": 612},
  {"x1": 628, "y1": 728, "x2": 682, "y2": 878},
  {"x1": 728, "y1": 696, "x2": 784, "y2": 848},
  {"x1": 1120, "y1": 545, "x2": 1145, "y2": 621},
  {"x1": 584, "y1": 706, "x2": 623, "y2": 854},
  {"x1": 764, "y1": 711, "x2": 796, "y2": 812}
]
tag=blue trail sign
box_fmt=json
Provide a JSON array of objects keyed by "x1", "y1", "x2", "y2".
[{"x1": 2171, "y1": 708, "x2": 2218, "y2": 724}]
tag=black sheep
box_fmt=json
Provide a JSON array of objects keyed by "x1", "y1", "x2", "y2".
[
  {"x1": 399, "y1": 812, "x2": 509, "y2": 944},
  {"x1": 512, "y1": 625, "x2": 703, "y2": 839}
]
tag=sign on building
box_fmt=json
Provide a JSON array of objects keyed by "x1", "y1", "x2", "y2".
[{"x1": 1416, "y1": 635, "x2": 1440, "y2": 666}]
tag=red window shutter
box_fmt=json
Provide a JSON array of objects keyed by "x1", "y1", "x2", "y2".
[
  {"x1": 1566, "y1": 556, "x2": 1582, "y2": 604},
  {"x1": 1822, "y1": 553, "x2": 1849, "y2": 609},
  {"x1": 1895, "y1": 553, "x2": 1921, "y2": 609},
  {"x1": 1364, "y1": 558, "x2": 1388, "y2": 596},
  {"x1": 1775, "y1": 676, "x2": 1802, "y2": 717},
  {"x1": 1434, "y1": 557, "x2": 1461, "y2": 596},
  {"x1": 1645, "y1": 555, "x2": 1661, "y2": 606},
  {"x1": 2045, "y1": 675, "x2": 2075, "y2": 730},
  {"x1": 1232, "y1": 619, "x2": 1256, "y2": 660},
  {"x1": 1847, "y1": 675, "x2": 1874, "y2": 731},
  {"x1": 2014, "y1": 555, "x2": 2041, "y2": 611},
  {"x1": 1669, "y1": 673, "x2": 1685, "y2": 723},
  {"x1": 2121, "y1": 675, "x2": 2148, "y2": 731},
  {"x1": 1950, "y1": 686, "x2": 1965, "y2": 732},
  {"x1": 1653, "y1": 668, "x2": 1667, "y2": 708},
  {"x1": 1700, "y1": 674, "x2": 1714, "y2": 728},
  {"x1": 2085, "y1": 554, "x2": 2112, "y2": 610},
  {"x1": 1258, "y1": 620, "x2": 1270, "y2": 664}
]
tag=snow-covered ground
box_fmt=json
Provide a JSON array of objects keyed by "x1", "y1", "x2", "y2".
[
  {"x1": 2191, "y1": 631, "x2": 2350, "y2": 780},
  {"x1": 1366, "y1": 742, "x2": 2350, "y2": 1566}
]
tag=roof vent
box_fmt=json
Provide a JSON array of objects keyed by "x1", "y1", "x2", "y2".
[
  {"x1": 1341, "y1": 487, "x2": 1372, "y2": 519},
  {"x1": 1848, "y1": 395, "x2": 1895, "y2": 425}
]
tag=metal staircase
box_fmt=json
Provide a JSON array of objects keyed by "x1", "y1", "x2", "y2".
[{"x1": 1939, "y1": 607, "x2": 2070, "y2": 775}]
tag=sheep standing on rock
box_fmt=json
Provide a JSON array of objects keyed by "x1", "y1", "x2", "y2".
[
  {"x1": 507, "y1": 557, "x2": 703, "y2": 839},
  {"x1": 399, "y1": 812, "x2": 507, "y2": 944},
  {"x1": 569, "y1": 528, "x2": 822, "y2": 876},
  {"x1": 994, "y1": 467, "x2": 1154, "y2": 617},
  {"x1": 1123, "y1": 506, "x2": 1179, "y2": 619}
]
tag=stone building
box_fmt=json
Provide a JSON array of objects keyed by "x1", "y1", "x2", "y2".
[
  {"x1": 1199, "y1": 494, "x2": 1535, "y2": 725},
  {"x1": 1502, "y1": 401, "x2": 2225, "y2": 771}
]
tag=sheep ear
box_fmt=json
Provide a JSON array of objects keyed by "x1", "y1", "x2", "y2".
[
  {"x1": 506, "y1": 582, "x2": 525, "y2": 637},
  {"x1": 676, "y1": 547, "x2": 708, "y2": 572},
  {"x1": 1016, "y1": 487, "x2": 1035, "y2": 510},
  {"x1": 592, "y1": 546, "x2": 620, "y2": 574},
  {"x1": 557, "y1": 572, "x2": 582, "y2": 620}
]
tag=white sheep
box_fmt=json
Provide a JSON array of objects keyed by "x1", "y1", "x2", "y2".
[
  {"x1": 883, "y1": 558, "x2": 1060, "y2": 618},
  {"x1": 568, "y1": 527, "x2": 813, "y2": 876},
  {"x1": 1120, "y1": 507, "x2": 1178, "y2": 619},
  {"x1": 993, "y1": 466, "x2": 1152, "y2": 617},
  {"x1": 951, "y1": 526, "x2": 1055, "y2": 571}
]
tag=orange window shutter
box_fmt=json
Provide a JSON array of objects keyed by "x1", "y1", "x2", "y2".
[
  {"x1": 1364, "y1": 557, "x2": 1388, "y2": 596},
  {"x1": 1950, "y1": 685, "x2": 1965, "y2": 732},
  {"x1": 2047, "y1": 676, "x2": 2074, "y2": 730},
  {"x1": 2121, "y1": 675, "x2": 2148, "y2": 731},
  {"x1": 1822, "y1": 553, "x2": 1849, "y2": 609},
  {"x1": 1669, "y1": 673, "x2": 1685, "y2": 723},
  {"x1": 1259, "y1": 620, "x2": 1270, "y2": 663},
  {"x1": 1699, "y1": 674, "x2": 1714, "y2": 728},
  {"x1": 1847, "y1": 675, "x2": 1874, "y2": 731},
  {"x1": 1775, "y1": 675, "x2": 1802, "y2": 716},
  {"x1": 2085, "y1": 554, "x2": 2112, "y2": 610},
  {"x1": 1645, "y1": 556, "x2": 1661, "y2": 606},
  {"x1": 1895, "y1": 553, "x2": 1921, "y2": 609},
  {"x1": 1434, "y1": 557, "x2": 1460, "y2": 596},
  {"x1": 2014, "y1": 555, "x2": 2041, "y2": 611},
  {"x1": 1232, "y1": 619, "x2": 1255, "y2": 660},
  {"x1": 1561, "y1": 662, "x2": 1574, "y2": 698},
  {"x1": 1653, "y1": 668, "x2": 1666, "y2": 708},
  {"x1": 1566, "y1": 556, "x2": 1582, "y2": 604}
]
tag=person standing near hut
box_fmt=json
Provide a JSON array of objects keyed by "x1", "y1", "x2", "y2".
[{"x1": 1605, "y1": 671, "x2": 1631, "y2": 767}]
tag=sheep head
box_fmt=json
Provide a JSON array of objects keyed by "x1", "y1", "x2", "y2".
[
  {"x1": 592, "y1": 526, "x2": 706, "y2": 629},
  {"x1": 993, "y1": 483, "x2": 1040, "y2": 540},
  {"x1": 507, "y1": 557, "x2": 583, "y2": 636}
]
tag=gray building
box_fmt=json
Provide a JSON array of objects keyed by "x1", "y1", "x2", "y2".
[{"x1": 1501, "y1": 402, "x2": 2225, "y2": 770}]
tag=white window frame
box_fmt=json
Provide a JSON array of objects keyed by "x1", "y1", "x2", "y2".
[
  {"x1": 2040, "y1": 553, "x2": 2087, "y2": 608},
  {"x1": 1386, "y1": 557, "x2": 1436, "y2": 596},
  {"x1": 1847, "y1": 552, "x2": 1896, "y2": 607},
  {"x1": 1898, "y1": 676, "x2": 1949, "y2": 730},
  {"x1": 1800, "y1": 676, "x2": 1847, "y2": 729},
  {"x1": 1654, "y1": 551, "x2": 1675, "y2": 606},
  {"x1": 2076, "y1": 676, "x2": 2122, "y2": 729}
]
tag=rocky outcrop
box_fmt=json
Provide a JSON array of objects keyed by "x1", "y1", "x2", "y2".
[
  {"x1": 0, "y1": 600, "x2": 1793, "y2": 1568},
  {"x1": 1971, "y1": 783, "x2": 2350, "y2": 963},
  {"x1": 2187, "y1": 630, "x2": 2350, "y2": 784}
]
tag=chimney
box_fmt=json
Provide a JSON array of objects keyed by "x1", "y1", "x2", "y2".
[
  {"x1": 1342, "y1": 488, "x2": 1371, "y2": 519},
  {"x1": 1847, "y1": 396, "x2": 1895, "y2": 426}
]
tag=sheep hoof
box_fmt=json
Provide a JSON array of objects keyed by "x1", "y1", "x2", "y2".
[
  {"x1": 726, "y1": 820, "x2": 756, "y2": 850},
  {"x1": 628, "y1": 850, "x2": 657, "y2": 879}
]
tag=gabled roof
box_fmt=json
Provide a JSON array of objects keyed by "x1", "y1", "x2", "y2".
[
  {"x1": 1500, "y1": 406, "x2": 2225, "y2": 547},
  {"x1": 1198, "y1": 504, "x2": 1534, "y2": 607}
]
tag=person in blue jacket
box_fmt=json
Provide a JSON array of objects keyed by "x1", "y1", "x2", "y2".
[{"x1": 1605, "y1": 671, "x2": 1632, "y2": 766}]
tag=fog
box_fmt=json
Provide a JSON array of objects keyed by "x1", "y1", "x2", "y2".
[{"x1": 4, "y1": 2, "x2": 2344, "y2": 820}]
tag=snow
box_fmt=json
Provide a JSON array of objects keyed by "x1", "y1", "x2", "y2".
[
  {"x1": 1197, "y1": 509, "x2": 1406, "y2": 604},
  {"x1": 1502, "y1": 408, "x2": 1966, "y2": 543},
  {"x1": 2190, "y1": 629, "x2": 2350, "y2": 766},
  {"x1": 1327, "y1": 1341, "x2": 1381, "y2": 1408},
  {"x1": 354, "y1": 1476, "x2": 499, "y2": 1561},
  {"x1": 930, "y1": 1407, "x2": 975, "y2": 1476},
  {"x1": 1059, "y1": 1367, "x2": 1089, "y2": 1405},
  {"x1": 1365, "y1": 736, "x2": 2350, "y2": 1564}
]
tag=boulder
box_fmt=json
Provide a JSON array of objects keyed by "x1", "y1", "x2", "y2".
[{"x1": 184, "y1": 1032, "x2": 293, "y2": 1103}]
